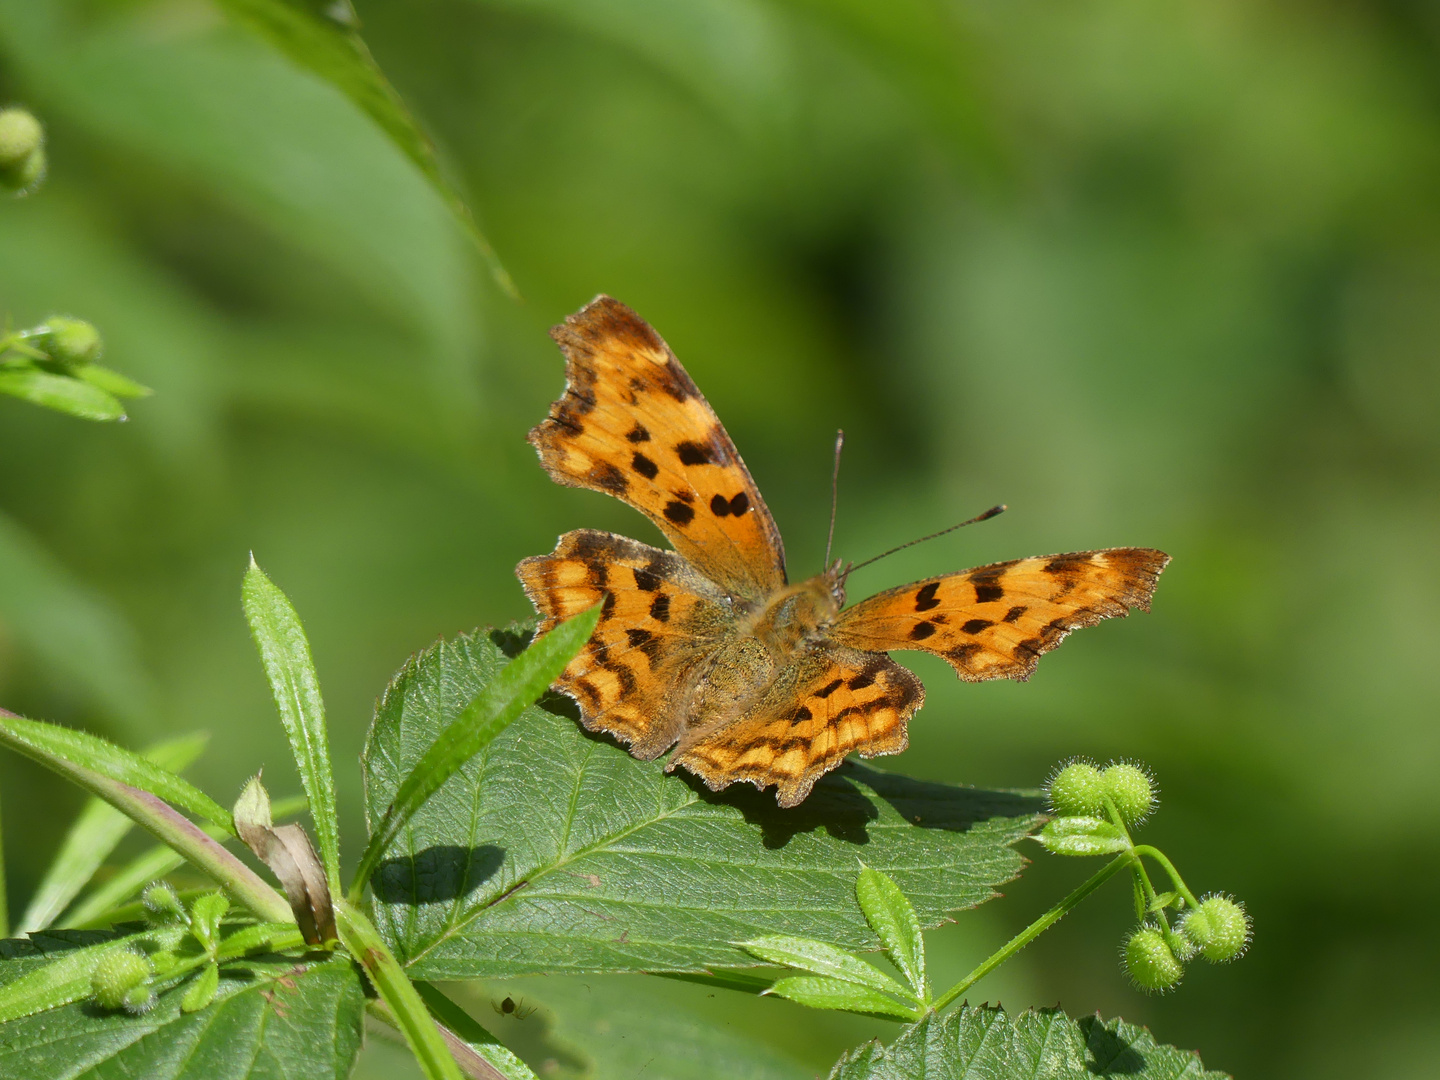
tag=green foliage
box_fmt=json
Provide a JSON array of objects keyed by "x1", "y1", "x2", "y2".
[
  {"x1": 0, "y1": 942, "x2": 364, "y2": 1080},
  {"x1": 243, "y1": 559, "x2": 342, "y2": 895},
  {"x1": 351, "y1": 605, "x2": 603, "y2": 900},
  {"x1": 830, "y1": 1006, "x2": 1227, "y2": 1079},
  {"x1": 0, "y1": 713, "x2": 232, "y2": 833},
  {"x1": 212, "y1": 0, "x2": 511, "y2": 292},
  {"x1": 362, "y1": 630, "x2": 1041, "y2": 979},
  {"x1": 16, "y1": 733, "x2": 206, "y2": 934}
]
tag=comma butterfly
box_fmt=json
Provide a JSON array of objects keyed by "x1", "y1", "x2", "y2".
[{"x1": 518, "y1": 296, "x2": 1169, "y2": 807}]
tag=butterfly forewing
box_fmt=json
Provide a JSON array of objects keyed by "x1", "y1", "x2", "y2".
[
  {"x1": 518, "y1": 529, "x2": 738, "y2": 758},
  {"x1": 830, "y1": 548, "x2": 1170, "y2": 682},
  {"x1": 530, "y1": 296, "x2": 787, "y2": 602}
]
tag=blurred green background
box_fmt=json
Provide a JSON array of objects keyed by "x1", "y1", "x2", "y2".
[{"x1": 2, "y1": 0, "x2": 1437, "y2": 1076}]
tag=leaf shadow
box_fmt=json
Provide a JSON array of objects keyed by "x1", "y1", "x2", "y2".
[
  {"x1": 372, "y1": 844, "x2": 506, "y2": 904},
  {"x1": 1077, "y1": 1015, "x2": 1149, "y2": 1075}
]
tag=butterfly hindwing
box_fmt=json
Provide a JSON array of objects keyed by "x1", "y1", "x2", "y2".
[
  {"x1": 671, "y1": 646, "x2": 923, "y2": 808},
  {"x1": 530, "y1": 296, "x2": 787, "y2": 602},
  {"x1": 830, "y1": 548, "x2": 1169, "y2": 682},
  {"x1": 517, "y1": 529, "x2": 737, "y2": 758}
]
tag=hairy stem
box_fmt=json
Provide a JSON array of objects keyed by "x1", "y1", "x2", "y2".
[
  {"x1": 932, "y1": 853, "x2": 1134, "y2": 1012},
  {"x1": 1133, "y1": 845, "x2": 1202, "y2": 909}
]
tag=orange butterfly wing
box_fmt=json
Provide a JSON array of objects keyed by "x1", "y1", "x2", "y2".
[
  {"x1": 670, "y1": 647, "x2": 922, "y2": 808},
  {"x1": 530, "y1": 295, "x2": 786, "y2": 602},
  {"x1": 831, "y1": 548, "x2": 1169, "y2": 681},
  {"x1": 517, "y1": 529, "x2": 737, "y2": 758}
]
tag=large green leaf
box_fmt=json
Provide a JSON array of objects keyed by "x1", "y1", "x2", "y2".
[
  {"x1": 505, "y1": 975, "x2": 816, "y2": 1080},
  {"x1": 363, "y1": 631, "x2": 1041, "y2": 978},
  {"x1": 0, "y1": 939, "x2": 363, "y2": 1080},
  {"x1": 829, "y1": 1006, "x2": 1228, "y2": 1079}
]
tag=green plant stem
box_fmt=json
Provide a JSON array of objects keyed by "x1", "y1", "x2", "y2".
[
  {"x1": 1132, "y1": 845, "x2": 1201, "y2": 908},
  {"x1": 932, "y1": 853, "x2": 1133, "y2": 1012},
  {"x1": 335, "y1": 898, "x2": 463, "y2": 1080}
]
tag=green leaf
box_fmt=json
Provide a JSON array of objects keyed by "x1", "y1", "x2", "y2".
[
  {"x1": 0, "y1": 367, "x2": 126, "y2": 420},
  {"x1": 739, "y1": 934, "x2": 915, "y2": 1002},
  {"x1": 855, "y1": 864, "x2": 926, "y2": 1000},
  {"x1": 73, "y1": 363, "x2": 153, "y2": 398},
  {"x1": 415, "y1": 981, "x2": 538, "y2": 1080},
  {"x1": 212, "y1": 0, "x2": 513, "y2": 294},
  {"x1": 503, "y1": 974, "x2": 816, "y2": 1080},
  {"x1": 0, "y1": 940, "x2": 364, "y2": 1079},
  {"x1": 0, "y1": 929, "x2": 168, "y2": 1023},
  {"x1": 64, "y1": 795, "x2": 308, "y2": 928},
  {"x1": 1035, "y1": 817, "x2": 1131, "y2": 856},
  {"x1": 766, "y1": 976, "x2": 922, "y2": 1022},
  {"x1": 334, "y1": 899, "x2": 462, "y2": 1080},
  {"x1": 829, "y1": 1005, "x2": 1231, "y2": 1079},
  {"x1": 179, "y1": 961, "x2": 219, "y2": 1013},
  {"x1": 17, "y1": 733, "x2": 208, "y2": 934},
  {"x1": 363, "y1": 630, "x2": 1042, "y2": 978},
  {"x1": 351, "y1": 606, "x2": 601, "y2": 900},
  {"x1": 0, "y1": 712, "x2": 232, "y2": 832},
  {"x1": 189, "y1": 893, "x2": 231, "y2": 952},
  {"x1": 242, "y1": 559, "x2": 342, "y2": 897}
]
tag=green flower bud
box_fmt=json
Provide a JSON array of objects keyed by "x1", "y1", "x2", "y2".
[
  {"x1": 122, "y1": 983, "x2": 157, "y2": 1015},
  {"x1": 0, "y1": 109, "x2": 42, "y2": 170},
  {"x1": 1180, "y1": 895, "x2": 1251, "y2": 962},
  {"x1": 1123, "y1": 926, "x2": 1184, "y2": 992},
  {"x1": 1047, "y1": 759, "x2": 1106, "y2": 817},
  {"x1": 91, "y1": 948, "x2": 153, "y2": 1010},
  {"x1": 0, "y1": 109, "x2": 44, "y2": 195},
  {"x1": 142, "y1": 881, "x2": 188, "y2": 925},
  {"x1": 37, "y1": 316, "x2": 103, "y2": 369},
  {"x1": 1101, "y1": 761, "x2": 1155, "y2": 825}
]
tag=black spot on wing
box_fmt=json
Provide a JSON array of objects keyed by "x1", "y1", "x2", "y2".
[
  {"x1": 1045, "y1": 553, "x2": 1093, "y2": 574},
  {"x1": 626, "y1": 424, "x2": 651, "y2": 443},
  {"x1": 632, "y1": 566, "x2": 661, "y2": 591},
  {"x1": 947, "y1": 642, "x2": 982, "y2": 666},
  {"x1": 593, "y1": 462, "x2": 628, "y2": 494},
  {"x1": 631, "y1": 452, "x2": 659, "y2": 480},
  {"x1": 729, "y1": 492, "x2": 749, "y2": 515},
  {"x1": 847, "y1": 660, "x2": 884, "y2": 690},
  {"x1": 973, "y1": 579, "x2": 1005, "y2": 603},
  {"x1": 815, "y1": 678, "x2": 844, "y2": 699},
  {"x1": 914, "y1": 582, "x2": 941, "y2": 612},
  {"x1": 649, "y1": 593, "x2": 671, "y2": 622},
  {"x1": 961, "y1": 618, "x2": 993, "y2": 635},
  {"x1": 1003, "y1": 605, "x2": 1027, "y2": 623},
  {"x1": 789, "y1": 705, "x2": 813, "y2": 726},
  {"x1": 710, "y1": 494, "x2": 731, "y2": 517},
  {"x1": 675, "y1": 441, "x2": 712, "y2": 466},
  {"x1": 664, "y1": 500, "x2": 696, "y2": 526},
  {"x1": 909, "y1": 621, "x2": 937, "y2": 641}
]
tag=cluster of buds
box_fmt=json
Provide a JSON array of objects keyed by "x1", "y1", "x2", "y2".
[
  {"x1": 0, "y1": 108, "x2": 45, "y2": 196},
  {"x1": 88, "y1": 884, "x2": 232, "y2": 1016},
  {"x1": 1042, "y1": 759, "x2": 1252, "y2": 993}
]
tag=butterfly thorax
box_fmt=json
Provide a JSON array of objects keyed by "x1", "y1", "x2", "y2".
[{"x1": 743, "y1": 566, "x2": 846, "y2": 658}]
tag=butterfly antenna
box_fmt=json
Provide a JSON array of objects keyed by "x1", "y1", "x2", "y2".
[
  {"x1": 845, "y1": 503, "x2": 1007, "y2": 578},
  {"x1": 824, "y1": 430, "x2": 845, "y2": 567}
]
